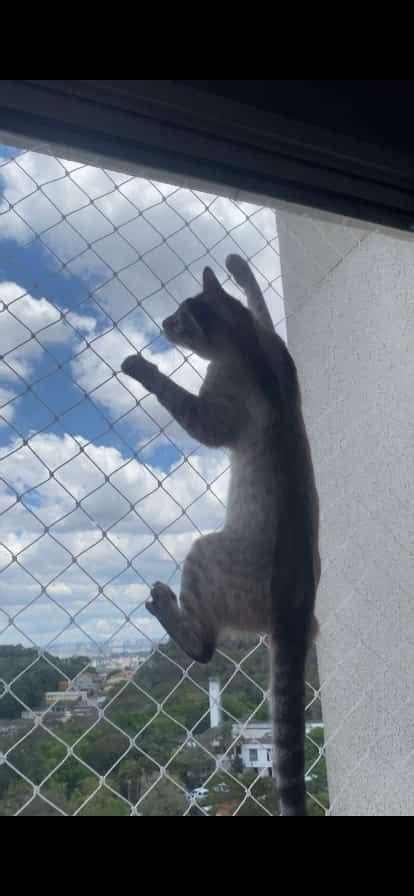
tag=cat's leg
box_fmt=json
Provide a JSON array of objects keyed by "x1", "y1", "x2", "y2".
[
  {"x1": 122, "y1": 355, "x2": 240, "y2": 449},
  {"x1": 147, "y1": 582, "x2": 215, "y2": 664},
  {"x1": 226, "y1": 255, "x2": 275, "y2": 333},
  {"x1": 147, "y1": 534, "x2": 271, "y2": 663},
  {"x1": 146, "y1": 534, "x2": 227, "y2": 663}
]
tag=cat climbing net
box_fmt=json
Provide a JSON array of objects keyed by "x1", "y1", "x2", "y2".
[{"x1": 0, "y1": 146, "x2": 327, "y2": 816}]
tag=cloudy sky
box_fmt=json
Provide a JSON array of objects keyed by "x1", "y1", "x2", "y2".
[{"x1": 0, "y1": 145, "x2": 285, "y2": 652}]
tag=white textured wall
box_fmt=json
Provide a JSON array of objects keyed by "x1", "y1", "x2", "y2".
[{"x1": 278, "y1": 209, "x2": 414, "y2": 817}]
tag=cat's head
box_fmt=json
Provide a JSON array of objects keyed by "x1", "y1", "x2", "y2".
[{"x1": 162, "y1": 267, "x2": 252, "y2": 361}]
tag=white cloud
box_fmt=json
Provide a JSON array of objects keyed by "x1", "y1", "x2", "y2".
[
  {"x1": 1, "y1": 149, "x2": 286, "y2": 334},
  {"x1": 0, "y1": 386, "x2": 16, "y2": 426},
  {"x1": 0, "y1": 431, "x2": 228, "y2": 645},
  {"x1": 0, "y1": 281, "x2": 96, "y2": 427},
  {"x1": 0, "y1": 151, "x2": 283, "y2": 282}
]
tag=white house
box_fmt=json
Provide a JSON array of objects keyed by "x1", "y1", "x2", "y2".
[{"x1": 231, "y1": 723, "x2": 273, "y2": 777}]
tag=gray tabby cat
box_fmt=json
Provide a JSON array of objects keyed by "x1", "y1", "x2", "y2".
[{"x1": 122, "y1": 256, "x2": 320, "y2": 817}]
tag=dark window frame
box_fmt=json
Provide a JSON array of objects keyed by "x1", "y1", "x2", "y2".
[{"x1": 1, "y1": 80, "x2": 414, "y2": 232}]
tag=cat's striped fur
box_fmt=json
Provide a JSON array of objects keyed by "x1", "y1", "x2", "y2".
[{"x1": 122, "y1": 256, "x2": 320, "y2": 817}]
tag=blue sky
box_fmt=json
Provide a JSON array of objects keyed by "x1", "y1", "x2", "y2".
[{"x1": 0, "y1": 145, "x2": 285, "y2": 653}]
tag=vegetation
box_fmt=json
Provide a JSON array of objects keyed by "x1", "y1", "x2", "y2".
[
  {"x1": 0, "y1": 640, "x2": 328, "y2": 816},
  {"x1": 0, "y1": 646, "x2": 88, "y2": 719}
]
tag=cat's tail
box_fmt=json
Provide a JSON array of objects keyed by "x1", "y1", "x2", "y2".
[
  {"x1": 226, "y1": 254, "x2": 275, "y2": 334},
  {"x1": 270, "y1": 625, "x2": 311, "y2": 817}
]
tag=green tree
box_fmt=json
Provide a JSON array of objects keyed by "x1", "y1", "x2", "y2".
[
  {"x1": 0, "y1": 646, "x2": 88, "y2": 719},
  {"x1": 79, "y1": 790, "x2": 130, "y2": 817},
  {"x1": 139, "y1": 778, "x2": 187, "y2": 817}
]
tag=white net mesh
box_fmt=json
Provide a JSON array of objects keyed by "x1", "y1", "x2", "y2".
[{"x1": 0, "y1": 145, "x2": 327, "y2": 817}]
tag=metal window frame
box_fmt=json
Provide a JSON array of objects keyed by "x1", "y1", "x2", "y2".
[{"x1": 1, "y1": 79, "x2": 414, "y2": 232}]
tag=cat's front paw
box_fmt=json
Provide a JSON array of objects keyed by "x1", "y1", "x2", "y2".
[
  {"x1": 122, "y1": 354, "x2": 159, "y2": 391},
  {"x1": 146, "y1": 582, "x2": 178, "y2": 618}
]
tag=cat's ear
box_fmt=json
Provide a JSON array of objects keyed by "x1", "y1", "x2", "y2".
[{"x1": 203, "y1": 267, "x2": 222, "y2": 293}]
